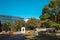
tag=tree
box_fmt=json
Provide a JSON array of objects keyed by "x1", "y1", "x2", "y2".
[
  {"x1": 49, "y1": 21, "x2": 60, "y2": 29},
  {"x1": 40, "y1": 19, "x2": 51, "y2": 28},
  {"x1": 14, "y1": 20, "x2": 25, "y2": 31},
  {"x1": 40, "y1": 0, "x2": 60, "y2": 21},
  {"x1": 40, "y1": 13, "x2": 51, "y2": 20},
  {"x1": 3, "y1": 21, "x2": 11, "y2": 31},
  {"x1": 39, "y1": 0, "x2": 60, "y2": 29},
  {"x1": 26, "y1": 18, "x2": 40, "y2": 30}
]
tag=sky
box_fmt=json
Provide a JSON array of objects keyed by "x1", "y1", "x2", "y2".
[{"x1": 0, "y1": 0, "x2": 50, "y2": 19}]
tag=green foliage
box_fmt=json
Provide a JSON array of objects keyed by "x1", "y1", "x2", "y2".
[
  {"x1": 40, "y1": 0, "x2": 60, "y2": 29},
  {"x1": 3, "y1": 21, "x2": 11, "y2": 31},
  {"x1": 49, "y1": 22, "x2": 60, "y2": 29},
  {"x1": 40, "y1": 13, "x2": 51, "y2": 20},
  {"x1": 40, "y1": 0, "x2": 60, "y2": 17},
  {"x1": 2, "y1": 20, "x2": 25, "y2": 31},
  {"x1": 26, "y1": 18, "x2": 40, "y2": 30},
  {"x1": 14, "y1": 20, "x2": 25, "y2": 31},
  {"x1": 40, "y1": 19, "x2": 50, "y2": 28}
]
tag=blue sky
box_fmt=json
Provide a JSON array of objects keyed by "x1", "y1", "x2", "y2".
[{"x1": 0, "y1": 0, "x2": 50, "y2": 19}]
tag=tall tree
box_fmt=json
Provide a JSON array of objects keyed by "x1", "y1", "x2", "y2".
[
  {"x1": 40, "y1": 0, "x2": 60, "y2": 21},
  {"x1": 40, "y1": 0, "x2": 60, "y2": 29}
]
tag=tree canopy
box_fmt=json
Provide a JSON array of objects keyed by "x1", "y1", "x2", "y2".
[
  {"x1": 40, "y1": 0, "x2": 60, "y2": 29},
  {"x1": 26, "y1": 18, "x2": 40, "y2": 30}
]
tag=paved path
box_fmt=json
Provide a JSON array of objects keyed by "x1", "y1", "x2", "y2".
[{"x1": 0, "y1": 34, "x2": 25, "y2": 40}]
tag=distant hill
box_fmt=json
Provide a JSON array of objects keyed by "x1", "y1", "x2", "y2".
[{"x1": 0, "y1": 15, "x2": 24, "y2": 23}]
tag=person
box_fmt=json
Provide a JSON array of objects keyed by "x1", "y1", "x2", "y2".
[{"x1": 0, "y1": 21, "x2": 2, "y2": 32}]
